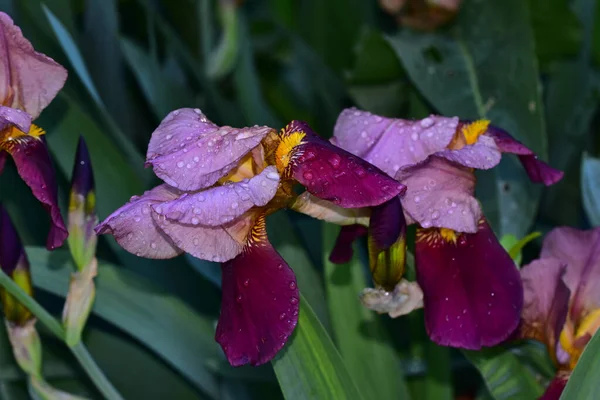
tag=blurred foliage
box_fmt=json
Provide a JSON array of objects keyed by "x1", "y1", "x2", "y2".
[{"x1": 0, "y1": 0, "x2": 599, "y2": 399}]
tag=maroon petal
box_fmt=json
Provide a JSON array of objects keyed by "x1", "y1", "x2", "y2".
[
  {"x1": 283, "y1": 120, "x2": 405, "y2": 208},
  {"x1": 540, "y1": 374, "x2": 569, "y2": 400},
  {"x1": 329, "y1": 224, "x2": 368, "y2": 264},
  {"x1": 485, "y1": 125, "x2": 564, "y2": 186},
  {"x1": 95, "y1": 184, "x2": 183, "y2": 259},
  {"x1": 215, "y1": 215, "x2": 299, "y2": 366},
  {"x1": 0, "y1": 151, "x2": 6, "y2": 174},
  {"x1": 520, "y1": 259, "x2": 570, "y2": 358},
  {"x1": 415, "y1": 219, "x2": 523, "y2": 349},
  {"x1": 2, "y1": 132, "x2": 67, "y2": 249}
]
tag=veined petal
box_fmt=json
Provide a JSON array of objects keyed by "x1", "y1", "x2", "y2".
[
  {"x1": 332, "y1": 108, "x2": 458, "y2": 176},
  {"x1": 485, "y1": 125, "x2": 563, "y2": 185},
  {"x1": 283, "y1": 120, "x2": 405, "y2": 208},
  {"x1": 146, "y1": 108, "x2": 274, "y2": 191},
  {"x1": 216, "y1": 215, "x2": 299, "y2": 366},
  {"x1": 329, "y1": 224, "x2": 368, "y2": 264},
  {"x1": 0, "y1": 105, "x2": 31, "y2": 133},
  {"x1": 540, "y1": 227, "x2": 600, "y2": 321},
  {"x1": 415, "y1": 219, "x2": 523, "y2": 349},
  {"x1": 520, "y1": 259, "x2": 570, "y2": 360},
  {"x1": 1, "y1": 132, "x2": 67, "y2": 249},
  {"x1": 153, "y1": 166, "x2": 279, "y2": 226},
  {"x1": 0, "y1": 205, "x2": 34, "y2": 324},
  {"x1": 437, "y1": 134, "x2": 501, "y2": 169},
  {"x1": 396, "y1": 156, "x2": 481, "y2": 233},
  {"x1": 290, "y1": 192, "x2": 370, "y2": 226},
  {"x1": 0, "y1": 13, "x2": 67, "y2": 119},
  {"x1": 95, "y1": 184, "x2": 183, "y2": 259},
  {"x1": 152, "y1": 208, "x2": 256, "y2": 263}
]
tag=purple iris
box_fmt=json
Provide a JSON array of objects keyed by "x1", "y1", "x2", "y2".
[
  {"x1": 520, "y1": 227, "x2": 600, "y2": 400},
  {"x1": 329, "y1": 107, "x2": 564, "y2": 350},
  {"x1": 0, "y1": 12, "x2": 68, "y2": 250},
  {"x1": 95, "y1": 109, "x2": 404, "y2": 366}
]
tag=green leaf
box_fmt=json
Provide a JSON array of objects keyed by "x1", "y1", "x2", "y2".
[
  {"x1": 323, "y1": 224, "x2": 410, "y2": 400},
  {"x1": 386, "y1": 0, "x2": 546, "y2": 237},
  {"x1": 463, "y1": 348, "x2": 544, "y2": 400},
  {"x1": 582, "y1": 153, "x2": 600, "y2": 226},
  {"x1": 26, "y1": 247, "x2": 221, "y2": 398},
  {"x1": 272, "y1": 294, "x2": 363, "y2": 400},
  {"x1": 560, "y1": 327, "x2": 600, "y2": 399}
]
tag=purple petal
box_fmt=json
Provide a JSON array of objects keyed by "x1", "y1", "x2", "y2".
[
  {"x1": 369, "y1": 196, "x2": 405, "y2": 249},
  {"x1": 152, "y1": 208, "x2": 255, "y2": 262},
  {"x1": 285, "y1": 120, "x2": 405, "y2": 208},
  {"x1": 0, "y1": 105, "x2": 31, "y2": 132},
  {"x1": 0, "y1": 151, "x2": 5, "y2": 174},
  {"x1": 153, "y1": 166, "x2": 279, "y2": 226},
  {"x1": 215, "y1": 216, "x2": 299, "y2": 366},
  {"x1": 290, "y1": 192, "x2": 370, "y2": 226},
  {"x1": 0, "y1": 204, "x2": 25, "y2": 275},
  {"x1": 437, "y1": 134, "x2": 501, "y2": 169},
  {"x1": 332, "y1": 108, "x2": 458, "y2": 176},
  {"x1": 540, "y1": 375, "x2": 569, "y2": 400},
  {"x1": 146, "y1": 108, "x2": 274, "y2": 191},
  {"x1": 329, "y1": 224, "x2": 368, "y2": 264},
  {"x1": 415, "y1": 219, "x2": 523, "y2": 349},
  {"x1": 396, "y1": 156, "x2": 481, "y2": 233},
  {"x1": 485, "y1": 125, "x2": 563, "y2": 185},
  {"x1": 70, "y1": 136, "x2": 95, "y2": 198},
  {"x1": 540, "y1": 227, "x2": 600, "y2": 321},
  {"x1": 520, "y1": 259, "x2": 570, "y2": 355},
  {"x1": 95, "y1": 184, "x2": 183, "y2": 259},
  {"x1": 3, "y1": 133, "x2": 67, "y2": 250},
  {"x1": 0, "y1": 13, "x2": 67, "y2": 119}
]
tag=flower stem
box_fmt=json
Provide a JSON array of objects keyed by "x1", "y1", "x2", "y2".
[{"x1": 0, "y1": 268, "x2": 123, "y2": 400}]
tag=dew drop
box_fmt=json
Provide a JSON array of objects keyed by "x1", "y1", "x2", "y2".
[
  {"x1": 462, "y1": 309, "x2": 467, "y2": 314},
  {"x1": 166, "y1": 134, "x2": 173, "y2": 140},
  {"x1": 193, "y1": 238, "x2": 200, "y2": 245},
  {"x1": 194, "y1": 108, "x2": 202, "y2": 114},
  {"x1": 279, "y1": 313, "x2": 286, "y2": 320},
  {"x1": 289, "y1": 281, "x2": 297, "y2": 290},
  {"x1": 303, "y1": 171, "x2": 313, "y2": 180},
  {"x1": 193, "y1": 207, "x2": 201, "y2": 215},
  {"x1": 360, "y1": 131, "x2": 367, "y2": 138},
  {"x1": 267, "y1": 171, "x2": 279, "y2": 180},
  {"x1": 290, "y1": 297, "x2": 298, "y2": 305},
  {"x1": 243, "y1": 279, "x2": 250, "y2": 287},
  {"x1": 414, "y1": 196, "x2": 421, "y2": 203},
  {"x1": 353, "y1": 167, "x2": 366, "y2": 178},
  {"x1": 431, "y1": 211, "x2": 440, "y2": 219},
  {"x1": 420, "y1": 117, "x2": 434, "y2": 128},
  {"x1": 411, "y1": 132, "x2": 419, "y2": 141},
  {"x1": 191, "y1": 217, "x2": 200, "y2": 225},
  {"x1": 177, "y1": 161, "x2": 184, "y2": 168},
  {"x1": 134, "y1": 216, "x2": 141, "y2": 222},
  {"x1": 231, "y1": 202, "x2": 239, "y2": 209},
  {"x1": 127, "y1": 233, "x2": 133, "y2": 240},
  {"x1": 151, "y1": 242, "x2": 157, "y2": 249},
  {"x1": 277, "y1": 264, "x2": 283, "y2": 270},
  {"x1": 236, "y1": 295, "x2": 243, "y2": 303},
  {"x1": 328, "y1": 154, "x2": 341, "y2": 168},
  {"x1": 193, "y1": 156, "x2": 200, "y2": 162},
  {"x1": 197, "y1": 195, "x2": 205, "y2": 202}
]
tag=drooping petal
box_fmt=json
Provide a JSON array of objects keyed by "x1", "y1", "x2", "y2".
[
  {"x1": 332, "y1": 108, "x2": 459, "y2": 176},
  {"x1": 520, "y1": 259, "x2": 570, "y2": 359},
  {"x1": 540, "y1": 227, "x2": 600, "y2": 321},
  {"x1": 368, "y1": 197, "x2": 407, "y2": 290},
  {"x1": 540, "y1": 374, "x2": 569, "y2": 400},
  {"x1": 290, "y1": 192, "x2": 370, "y2": 226},
  {"x1": 283, "y1": 120, "x2": 405, "y2": 208},
  {"x1": 95, "y1": 184, "x2": 183, "y2": 259},
  {"x1": 415, "y1": 219, "x2": 523, "y2": 349},
  {"x1": 396, "y1": 156, "x2": 481, "y2": 233},
  {"x1": 0, "y1": 205, "x2": 34, "y2": 324},
  {"x1": 153, "y1": 166, "x2": 279, "y2": 226},
  {"x1": 0, "y1": 105, "x2": 31, "y2": 132},
  {"x1": 437, "y1": 134, "x2": 501, "y2": 169},
  {"x1": 152, "y1": 208, "x2": 256, "y2": 263},
  {"x1": 485, "y1": 125, "x2": 564, "y2": 185},
  {"x1": 145, "y1": 108, "x2": 274, "y2": 191},
  {"x1": 329, "y1": 224, "x2": 368, "y2": 264},
  {"x1": 216, "y1": 215, "x2": 299, "y2": 366},
  {"x1": 1, "y1": 132, "x2": 67, "y2": 250},
  {"x1": 0, "y1": 13, "x2": 67, "y2": 119}
]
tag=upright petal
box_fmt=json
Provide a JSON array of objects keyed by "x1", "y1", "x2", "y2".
[
  {"x1": 216, "y1": 215, "x2": 299, "y2": 366},
  {"x1": 415, "y1": 219, "x2": 523, "y2": 349},
  {"x1": 0, "y1": 13, "x2": 67, "y2": 118},
  {"x1": 95, "y1": 184, "x2": 183, "y2": 259},
  {"x1": 153, "y1": 166, "x2": 279, "y2": 226},
  {"x1": 282, "y1": 120, "x2": 405, "y2": 208},
  {"x1": 333, "y1": 108, "x2": 458, "y2": 176},
  {"x1": 145, "y1": 108, "x2": 274, "y2": 191},
  {"x1": 540, "y1": 227, "x2": 600, "y2": 321},
  {"x1": 329, "y1": 224, "x2": 368, "y2": 264},
  {"x1": 0, "y1": 205, "x2": 34, "y2": 325},
  {"x1": 396, "y1": 156, "x2": 481, "y2": 233},
  {"x1": 520, "y1": 259, "x2": 570, "y2": 360},
  {"x1": 1, "y1": 130, "x2": 67, "y2": 249},
  {"x1": 485, "y1": 125, "x2": 563, "y2": 185}
]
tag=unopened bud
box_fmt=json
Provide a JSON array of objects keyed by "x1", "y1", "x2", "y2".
[{"x1": 6, "y1": 319, "x2": 42, "y2": 377}]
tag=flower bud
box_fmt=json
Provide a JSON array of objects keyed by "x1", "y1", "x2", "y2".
[{"x1": 5, "y1": 319, "x2": 42, "y2": 377}]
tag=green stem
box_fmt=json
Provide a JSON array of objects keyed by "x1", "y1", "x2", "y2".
[
  {"x1": 69, "y1": 342, "x2": 124, "y2": 400},
  {"x1": 0, "y1": 269, "x2": 123, "y2": 400}
]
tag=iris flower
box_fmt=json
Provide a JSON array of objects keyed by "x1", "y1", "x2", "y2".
[
  {"x1": 95, "y1": 109, "x2": 403, "y2": 366},
  {"x1": 520, "y1": 227, "x2": 600, "y2": 399},
  {"x1": 0, "y1": 12, "x2": 68, "y2": 249},
  {"x1": 328, "y1": 108, "x2": 563, "y2": 349}
]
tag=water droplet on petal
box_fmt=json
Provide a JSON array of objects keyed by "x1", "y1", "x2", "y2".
[
  {"x1": 150, "y1": 242, "x2": 157, "y2": 249},
  {"x1": 243, "y1": 279, "x2": 250, "y2": 287},
  {"x1": 414, "y1": 196, "x2": 421, "y2": 203},
  {"x1": 267, "y1": 171, "x2": 279, "y2": 180},
  {"x1": 328, "y1": 154, "x2": 341, "y2": 168},
  {"x1": 193, "y1": 238, "x2": 200, "y2": 245},
  {"x1": 277, "y1": 264, "x2": 283, "y2": 270},
  {"x1": 289, "y1": 281, "x2": 296, "y2": 290},
  {"x1": 166, "y1": 134, "x2": 173, "y2": 140},
  {"x1": 290, "y1": 297, "x2": 298, "y2": 305},
  {"x1": 279, "y1": 313, "x2": 286, "y2": 320},
  {"x1": 231, "y1": 202, "x2": 238, "y2": 209},
  {"x1": 411, "y1": 132, "x2": 419, "y2": 141},
  {"x1": 431, "y1": 211, "x2": 440, "y2": 219},
  {"x1": 177, "y1": 161, "x2": 184, "y2": 168},
  {"x1": 134, "y1": 216, "x2": 141, "y2": 222},
  {"x1": 197, "y1": 195, "x2": 205, "y2": 202},
  {"x1": 127, "y1": 233, "x2": 133, "y2": 240},
  {"x1": 236, "y1": 295, "x2": 243, "y2": 303},
  {"x1": 303, "y1": 171, "x2": 313, "y2": 180},
  {"x1": 191, "y1": 217, "x2": 200, "y2": 225},
  {"x1": 420, "y1": 117, "x2": 434, "y2": 128}
]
